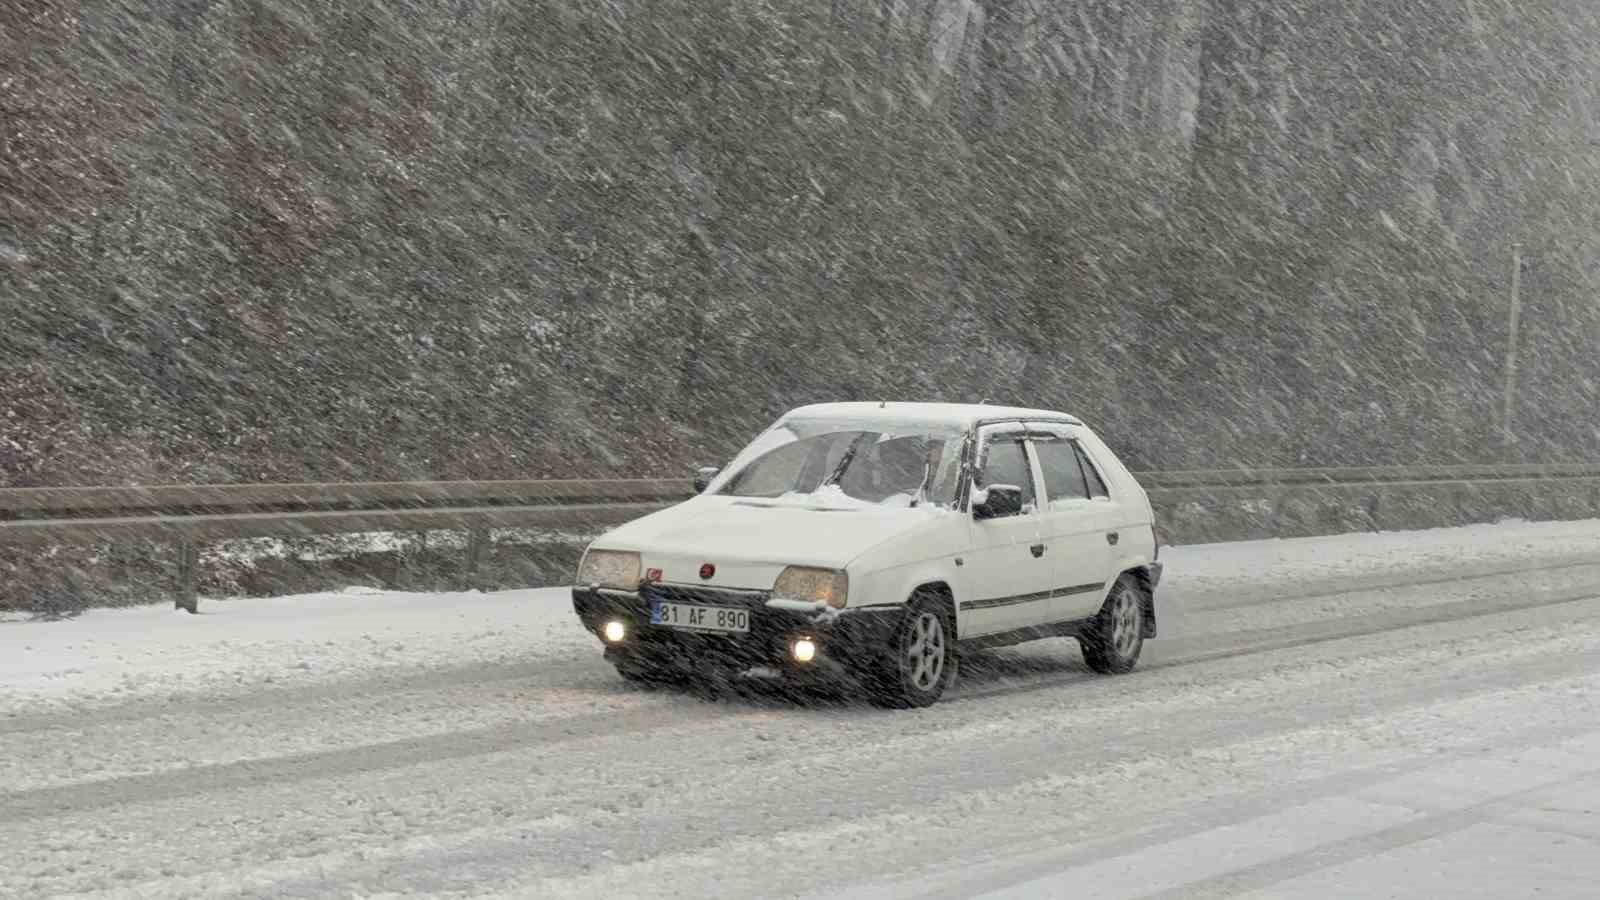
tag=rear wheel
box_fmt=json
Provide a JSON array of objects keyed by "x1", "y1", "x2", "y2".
[
  {"x1": 870, "y1": 596, "x2": 957, "y2": 708},
  {"x1": 1081, "y1": 575, "x2": 1146, "y2": 674}
]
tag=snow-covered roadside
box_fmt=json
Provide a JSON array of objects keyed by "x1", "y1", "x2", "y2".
[
  {"x1": 0, "y1": 586, "x2": 588, "y2": 717},
  {"x1": 4, "y1": 518, "x2": 1599, "y2": 718},
  {"x1": 1165, "y1": 517, "x2": 1600, "y2": 597}
]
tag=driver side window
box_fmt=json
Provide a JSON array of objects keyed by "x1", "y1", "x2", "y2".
[{"x1": 978, "y1": 439, "x2": 1037, "y2": 515}]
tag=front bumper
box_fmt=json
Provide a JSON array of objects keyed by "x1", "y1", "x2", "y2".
[{"x1": 572, "y1": 584, "x2": 902, "y2": 670}]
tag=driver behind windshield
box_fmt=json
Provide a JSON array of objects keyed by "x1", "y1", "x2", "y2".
[
  {"x1": 839, "y1": 436, "x2": 945, "y2": 505},
  {"x1": 715, "y1": 420, "x2": 964, "y2": 508}
]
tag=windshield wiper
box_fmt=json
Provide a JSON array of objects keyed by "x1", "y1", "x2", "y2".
[{"x1": 821, "y1": 433, "x2": 870, "y2": 489}]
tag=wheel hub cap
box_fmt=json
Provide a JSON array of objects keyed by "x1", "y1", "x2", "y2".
[
  {"x1": 906, "y1": 612, "x2": 946, "y2": 690},
  {"x1": 1112, "y1": 592, "x2": 1140, "y2": 657}
]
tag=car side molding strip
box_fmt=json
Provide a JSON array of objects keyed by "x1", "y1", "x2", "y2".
[{"x1": 959, "y1": 581, "x2": 1104, "y2": 612}]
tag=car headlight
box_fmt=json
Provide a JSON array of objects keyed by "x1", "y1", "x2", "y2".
[
  {"x1": 577, "y1": 549, "x2": 642, "y2": 590},
  {"x1": 773, "y1": 566, "x2": 848, "y2": 609}
]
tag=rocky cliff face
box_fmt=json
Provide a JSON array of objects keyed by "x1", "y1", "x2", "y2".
[{"x1": 4, "y1": 0, "x2": 1598, "y2": 487}]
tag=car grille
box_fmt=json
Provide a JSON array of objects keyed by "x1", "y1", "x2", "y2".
[{"x1": 642, "y1": 584, "x2": 771, "y2": 608}]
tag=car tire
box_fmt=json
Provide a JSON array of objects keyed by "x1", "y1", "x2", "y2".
[
  {"x1": 1081, "y1": 574, "x2": 1146, "y2": 675},
  {"x1": 870, "y1": 594, "x2": 957, "y2": 708}
]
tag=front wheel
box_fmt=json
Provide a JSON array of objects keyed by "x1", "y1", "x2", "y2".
[
  {"x1": 869, "y1": 598, "x2": 957, "y2": 708},
  {"x1": 1080, "y1": 575, "x2": 1146, "y2": 674}
]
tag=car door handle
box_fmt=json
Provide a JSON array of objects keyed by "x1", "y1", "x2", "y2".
[
  {"x1": 1030, "y1": 543, "x2": 1046, "y2": 558},
  {"x1": 1106, "y1": 532, "x2": 1119, "y2": 546}
]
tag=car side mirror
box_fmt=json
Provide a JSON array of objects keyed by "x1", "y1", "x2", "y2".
[
  {"x1": 693, "y1": 466, "x2": 720, "y2": 493},
  {"x1": 972, "y1": 483, "x2": 1023, "y2": 520}
]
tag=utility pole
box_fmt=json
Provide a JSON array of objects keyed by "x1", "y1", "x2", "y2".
[{"x1": 1501, "y1": 242, "x2": 1524, "y2": 447}]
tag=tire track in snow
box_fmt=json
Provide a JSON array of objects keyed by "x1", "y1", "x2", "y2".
[
  {"x1": 0, "y1": 655, "x2": 605, "y2": 737},
  {"x1": 8, "y1": 606, "x2": 1600, "y2": 898},
  {"x1": 1135, "y1": 770, "x2": 1600, "y2": 900},
  {"x1": 263, "y1": 647, "x2": 1600, "y2": 900},
  {"x1": 892, "y1": 731, "x2": 1600, "y2": 900},
  {"x1": 8, "y1": 580, "x2": 1600, "y2": 824},
  {"x1": 956, "y1": 583, "x2": 1600, "y2": 703},
  {"x1": 0, "y1": 693, "x2": 764, "y2": 821}
]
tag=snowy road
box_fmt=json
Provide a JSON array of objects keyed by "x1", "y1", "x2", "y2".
[{"x1": 6, "y1": 520, "x2": 1600, "y2": 898}]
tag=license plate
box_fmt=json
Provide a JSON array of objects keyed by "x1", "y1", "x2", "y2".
[{"x1": 651, "y1": 602, "x2": 750, "y2": 634}]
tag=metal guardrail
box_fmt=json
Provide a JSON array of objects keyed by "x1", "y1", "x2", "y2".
[
  {"x1": 4, "y1": 465, "x2": 1599, "y2": 612},
  {"x1": 0, "y1": 479, "x2": 694, "y2": 612},
  {"x1": 1140, "y1": 463, "x2": 1600, "y2": 490}
]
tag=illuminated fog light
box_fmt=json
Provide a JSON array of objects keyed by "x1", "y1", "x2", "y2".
[
  {"x1": 792, "y1": 638, "x2": 818, "y2": 663},
  {"x1": 603, "y1": 620, "x2": 627, "y2": 643}
]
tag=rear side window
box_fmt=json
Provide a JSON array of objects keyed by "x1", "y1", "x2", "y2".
[
  {"x1": 1074, "y1": 443, "x2": 1110, "y2": 498},
  {"x1": 1031, "y1": 439, "x2": 1088, "y2": 502}
]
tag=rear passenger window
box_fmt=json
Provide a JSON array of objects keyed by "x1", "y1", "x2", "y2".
[
  {"x1": 1031, "y1": 439, "x2": 1088, "y2": 502},
  {"x1": 1074, "y1": 443, "x2": 1110, "y2": 498}
]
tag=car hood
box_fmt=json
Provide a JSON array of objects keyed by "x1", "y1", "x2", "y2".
[{"x1": 596, "y1": 494, "x2": 944, "y2": 570}]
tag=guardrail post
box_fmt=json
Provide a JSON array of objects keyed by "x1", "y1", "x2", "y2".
[
  {"x1": 175, "y1": 541, "x2": 199, "y2": 613},
  {"x1": 1264, "y1": 492, "x2": 1282, "y2": 537},
  {"x1": 395, "y1": 531, "x2": 425, "y2": 589},
  {"x1": 1455, "y1": 482, "x2": 1474, "y2": 527},
  {"x1": 464, "y1": 528, "x2": 490, "y2": 590}
]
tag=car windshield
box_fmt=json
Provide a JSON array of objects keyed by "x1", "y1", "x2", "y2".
[{"x1": 714, "y1": 417, "x2": 967, "y2": 509}]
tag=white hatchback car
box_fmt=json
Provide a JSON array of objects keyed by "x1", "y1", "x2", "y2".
[{"x1": 572, "y1": 402, "x2": 1162, "y2": 707}]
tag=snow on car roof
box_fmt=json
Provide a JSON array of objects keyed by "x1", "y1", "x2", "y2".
[{"x1": 784, "y1": 402, "x2": 1083, "y2": 428}]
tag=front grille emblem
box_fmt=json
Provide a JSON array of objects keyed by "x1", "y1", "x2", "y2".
[{"x1": 699, "y1": 563, "x2": 716, "y2": 580}]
